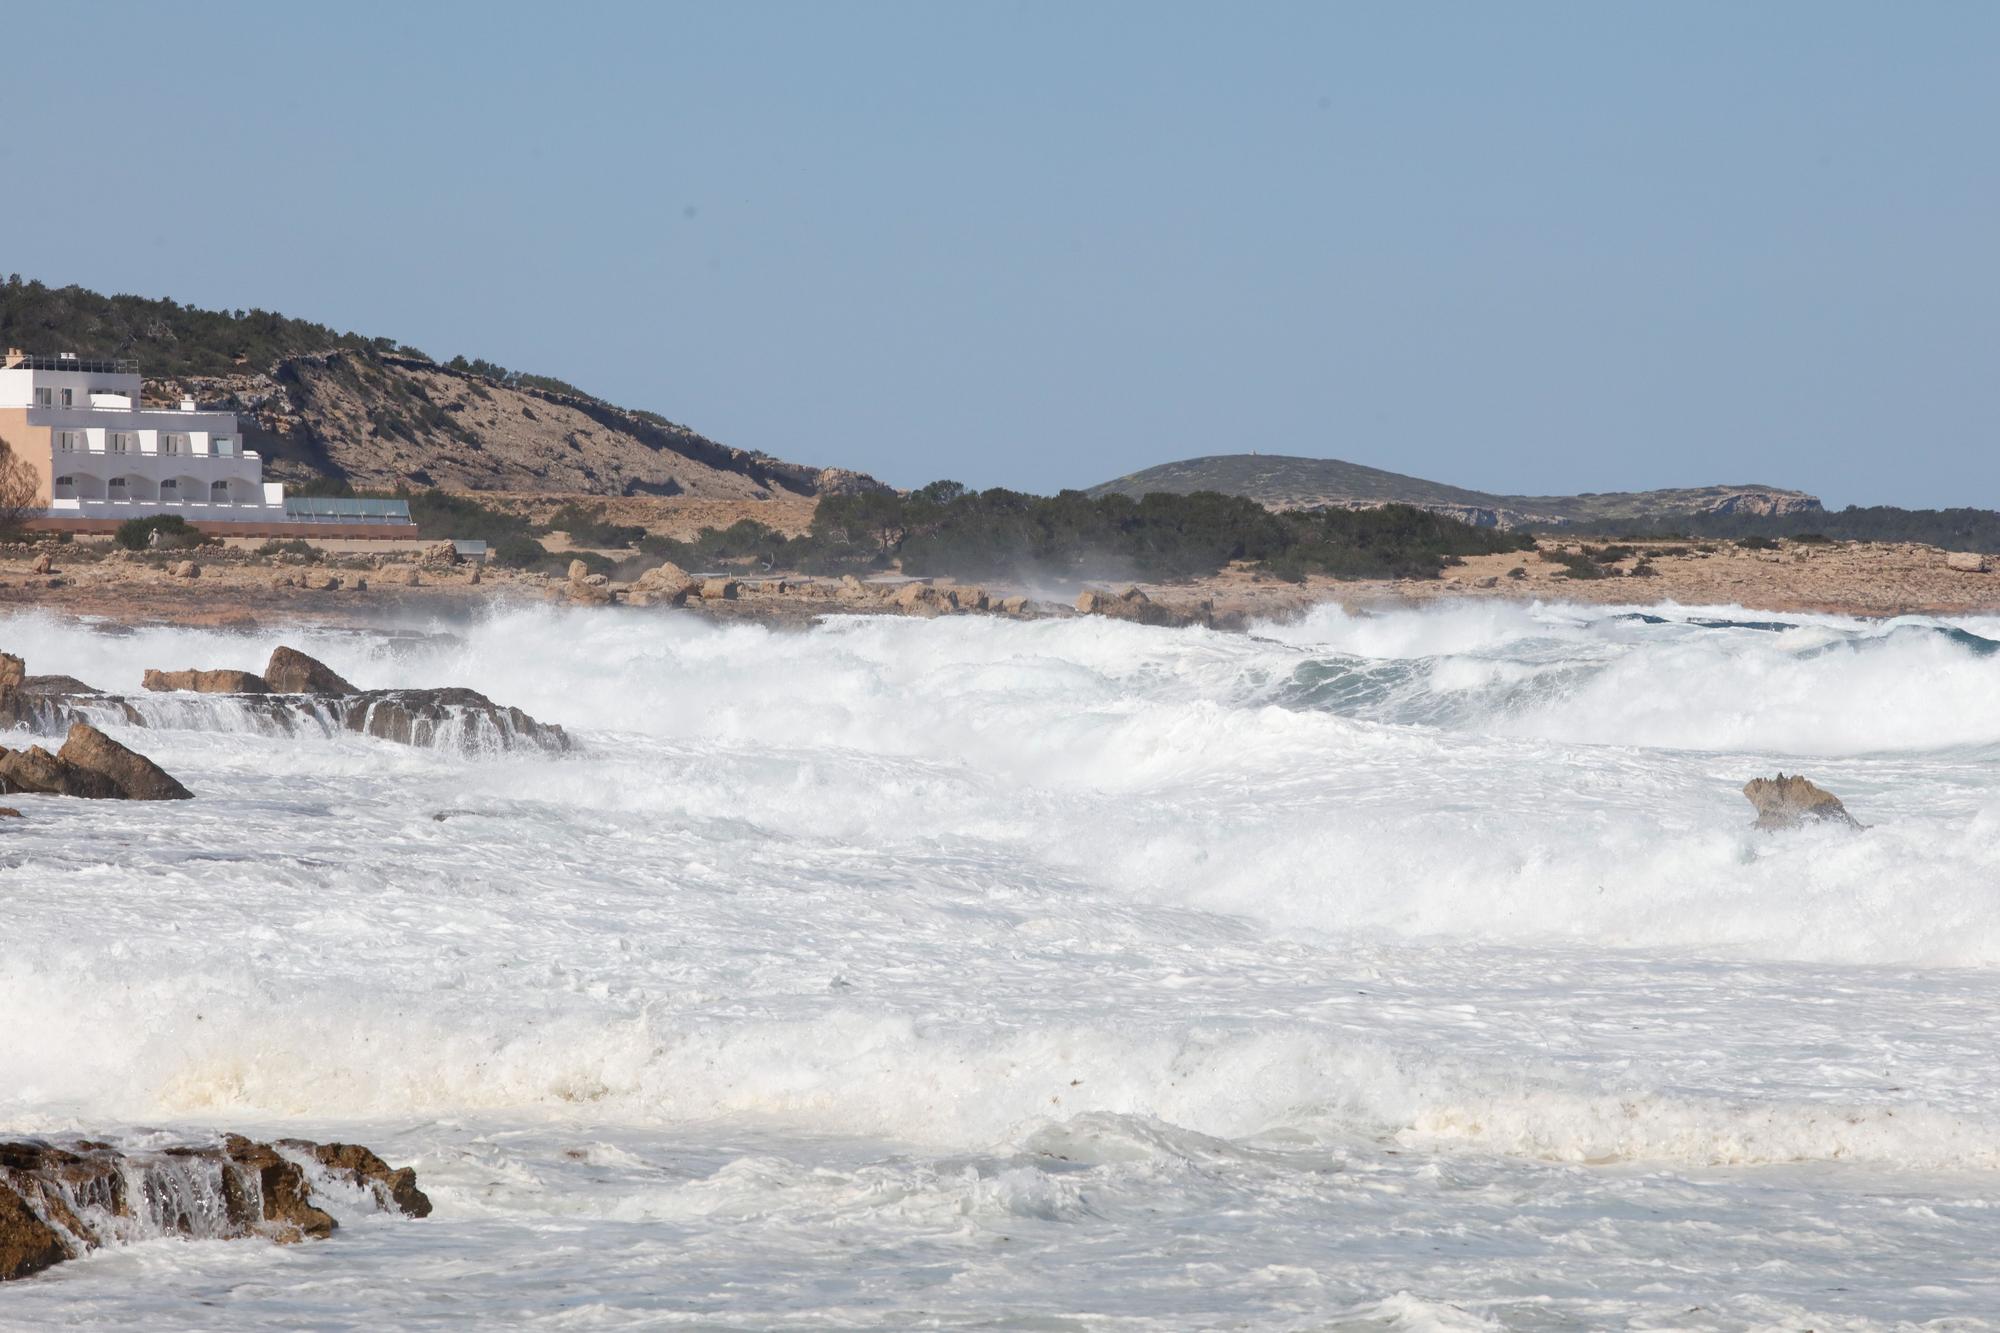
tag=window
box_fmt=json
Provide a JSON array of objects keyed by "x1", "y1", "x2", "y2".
[
  {"x1": 161, "y1": 479, "x2": 178, "y2": 492},
  {"x1": 54, "y1": 476, "x2": 72, "y2": 487},
  {"x1": 109, "y1": 477, "x2": 127, "y2": 489},
  {"x1": 59, "y1": 388, "x2": 72, "y2": 407},
  {"x1": 211, "y1": 480, "x2": 230, "y2": 496},
  {"x1": 109, "y1": 432, "x2": 131, "y2": 454},
  {"x1": 163, "y1": 433, "x2": 185, "y2": 455},
  {"x1": 33, "y1": 387, "x2": 52, "y2": 407},
  {"x1": 213, "y1": 436, "x2": 235, "y2": 457},
  {"x1": 56, "y1": 431, "x2": 76, "y2": 452}
]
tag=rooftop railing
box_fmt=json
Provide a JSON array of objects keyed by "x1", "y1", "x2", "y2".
[{"x1": 4, "y1": 353, "x2": 140, "y2": 374}]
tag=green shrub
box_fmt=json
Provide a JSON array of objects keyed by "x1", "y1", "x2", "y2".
[
  {"x1": 491, "y1": 534, "x2": 552, "y2": 568},
  {"x1": 114, "y1": 514, "x2": 205, "y2": 551},
  {"x1": 1738, "y1": 535, "x2": 1779, "y2": 551},
  {"x1": 255, "y1": 538, "x2": 319, "y2": 560}
]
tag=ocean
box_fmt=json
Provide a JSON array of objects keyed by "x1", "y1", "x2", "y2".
[{"x1": 3, "y1": 599, "x2": 1999, "y2": 1330}]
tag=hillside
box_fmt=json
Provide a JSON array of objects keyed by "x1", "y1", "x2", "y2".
[
  {"x1": 1088, "y1": 454, "x2": 1822, "y2": 529},
  {"x1": 0, "y1": 277, "x2": 883, "y2": 499}
]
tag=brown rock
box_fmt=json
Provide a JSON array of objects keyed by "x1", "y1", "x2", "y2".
[
  {"x1": 280, "y1": 1141, "x2": 433, "y2": 1219},
  {"x1": 169, "y1": 560, "x2": 200, "y2": 580},
  {"x1": 1742, "y1": 773, "x2": 1862, "y2": 831},
  {"x1": 57, "y1": 722, "x2": 195, "y2": 800},
  {"x1": 634, "y1": 561, "x2": 698, "y2": 602},
  {"x1": 0, "y1": 654, "x2": 22, "y2": 692},
  {"x1": 700, "y1": 578, "x2": 739, "y2": 601},
  {"x1": 567, "y1": 559, "x2": 590, "y2": 583},
  {"x1": 265, "y1": 646, "x2": 358, "y2": 695},
  {"x1": 467, "y1": 564, "x2": 482, "y2": 585},
  {"x1": 143, "y1": 668, "x2": 270, "y2": 695},
  {"x1": 998, "y1": 595, "x2": 1029, "y2": 614},
  {"x1": 1945, "y1": 551, "x2": 1991, "y2": 573},
  {"x1": 0, "y1": 1182, "x2": 68, "y2": 1282},
  {"x1": 28, "y1": 553, "x2": 52, "y2": 576},
  {"x1": 221, "y1": 1137, "x2": 336, "y2": 1242},
  {"x1": 0, "y1": 808, "x2": 19, "y2": 819},
  {"x1": 422, "y1": 539, "x2": 460, "y2": 568}
]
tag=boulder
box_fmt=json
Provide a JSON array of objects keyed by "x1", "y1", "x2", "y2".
[
  {"x1": 28, "y1": 553, "x2": 52, "y2": 576},
  {"x1": 278, "y1": 1140, "x2": 432, "y2": 1218},
  {"x1": 338, "y1": 687, "x2": 570, "y2": 752},
  {"x1": 143, "y1": 668, "x2": 270, "y2": 695},
  {"x1": 0, "y1": 808, "x2": 19, "y2": 819},
  {"x1": 1742, "y1": 773, "x2": 1862, "y2": 831},
  {"x1": 265, "y1": 646, "x2": 358, "y2": 695},
  {"x1": 0, "y1": 1178, "x2": 67, "y2": 1282},
  {"x1": 1075, "y1": 586, "x2": 1188, "y2": 627},
  {"x1": 0, "y1": 653, "x2": 22, "y2": 692},
  {"x1": 0, "y1": 1134, "x2": 427, "y2": 1279},
  {"x1": 892, "y1": 582, "x2": 950, "y2": 615},
  {"x1": 0, "y1": 722, "x2": 193, "y2": 800},
  {"x1": 700, "y1": 578, "x2": 739, "y2": 601},
  {"x1": 837, "y1": 573, "x2": 871, "y2": 599},
  {"x1": 421, "y1": 539, "x2": 460, "y2": 568},
  {"x1": 380, "y1": 565, "x2": 420, "y2": 586},
  {"x1": 466, "y1": 564, "x2": 481, "y2": 585},
  {"x1": 169, "y1": 560, "x2": 200, "y2": 580},
  {"x1": 1945, "y1": 551, "x2": 1990, "y2": 573},
  {"x1": 634, "y1": 561, "x2": 699, "y2": 602},
  {"x1": 567, "y1": 559, "x2": 590, "y2": 583}
]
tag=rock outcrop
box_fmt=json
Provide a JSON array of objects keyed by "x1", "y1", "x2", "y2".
[
  {"x1": 1075, "y1": 586, "x2": 1202, "y2": 628},
  {"x1": 143, "y1": 668, "x2": 270, "y2": 695},
  {"x1": 264, "y1": 646, "x2": 358, "y2": 695},
  {"x1": 1945, "y1": 551, "x2": 1991, "y2": 574},
  {"x1": 0, "y1": 722, "x2": 192, "y2": 800},
  {"x1": 1742, "y1": 773, "x2": 1862, "y2": 831},
  {"x1": 0, "y1": 1135, "x2": 429, "y2": 1282}
]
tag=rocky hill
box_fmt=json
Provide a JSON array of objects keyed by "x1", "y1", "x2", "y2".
[
  {"x1": 1, "y1": 277, "x2": 883, "y2": 499},
  {"x1": 1088, "y1": 454, "x2": 1822, "y2": 529}
]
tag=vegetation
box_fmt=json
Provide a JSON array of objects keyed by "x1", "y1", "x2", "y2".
[
  {"x1": 547, "y1": 502, "x2": 646, "y2": 550},
  {"x1": 735, "y1": 485, "x2": 1536, "y2": 582},
  {"x1": 1554, "y1": 506, "x2": 2000, "y2": 553},
  {"x1": 0, "y1": 275, "x2": 389, "y2": 377},
  {"x1": 113, "y1": 514, "x2": 211, "y2": 551},
  {"x1": 0, "y1": 440, "x2": 40, "y2": 539}
]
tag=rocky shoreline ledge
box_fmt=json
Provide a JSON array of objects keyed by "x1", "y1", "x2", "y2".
[
  {"x1": 0, "y1": 1135, "x2": 429, "y2": 1281},
  {"x1": 0, "y1": 532, "x2": 1995, "y2": 630}
]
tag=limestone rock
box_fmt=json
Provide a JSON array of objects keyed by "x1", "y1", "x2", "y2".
[
  {"x1": 422, "y1": 539, "x2": 460, "y2": 567},
  {"x1": 169, "y1": 560, "x2": 200, "y2": 579},
  {"x1": 1075, "y1": 586, "x2": 1188, "y2": 627},
  {"x1": 28, "y1": 553, "x2": 52, "y2": 576},
  {"x1": 0, "y1": 808, "x2": 19, "y2": 819},
  {"x1": 279, "y1": 1140, "x2": 432, "y2": 1218},
  {"x1": 0, "y1": 722, "x2": 193, "y2": 800},
  {"x1": 700, "y1": 578, "x2": 739, "y2": 601},
  {"x1": 1742, "y1": 773, "x2": 1862, "y2": 831},
  {"x1": 567, "y1": 559, "x2": 590, "y2": 583},
  {"x1": 632, "y1": 561, "x2": 698, "y2": 604},
  {"x1": 998, "y1": 595, "x2": 1029, "y2": 614},
  {"x1": 143, "y1": 668, "x2": 270, "y2": 695},
  {"x1": 0, "y1": 1134, "x2": 429, "y2": 1280},
  {"x1": 1945, "y1": 551, "x2": 1990, "y2": 573},
  {"x1": 265, "y1": 646, "x2": 358, "y2": 695},
  {"x1": 339, "y1": 688, "x2": 571, "y2": 752},
  {"x1": 892, "y1": 582, "x2": 950, "y2": 615},
  {"x1": 0, "y1": 1178, "x2": 67, "y2": 1282}
]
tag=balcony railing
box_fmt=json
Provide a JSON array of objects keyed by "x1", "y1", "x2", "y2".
[{"x1": 6, "y1": 353, "x2": 140, "y2": 374}]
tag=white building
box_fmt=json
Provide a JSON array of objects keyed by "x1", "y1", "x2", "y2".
[{"x1": 0, "y1": 349, "x2": 411, "y2": 534}]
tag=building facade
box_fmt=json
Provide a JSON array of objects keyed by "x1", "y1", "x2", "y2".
[{"x1": 0, "y1": 349, "x2": 412, "y2": 535}]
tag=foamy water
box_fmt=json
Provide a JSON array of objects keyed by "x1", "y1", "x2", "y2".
[{"x1": 3, "y1": 600, "x2": 1999, "y2": 1329}]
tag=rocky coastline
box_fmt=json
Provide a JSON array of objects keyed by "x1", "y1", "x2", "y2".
[{"x1": 0, "y1": 1135, "x2": 429, "y2": 1282}]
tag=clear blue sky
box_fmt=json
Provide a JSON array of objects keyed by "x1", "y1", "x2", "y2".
[{"x1": 3, "y1": 2, "x2": 1993, "y2": 506}]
